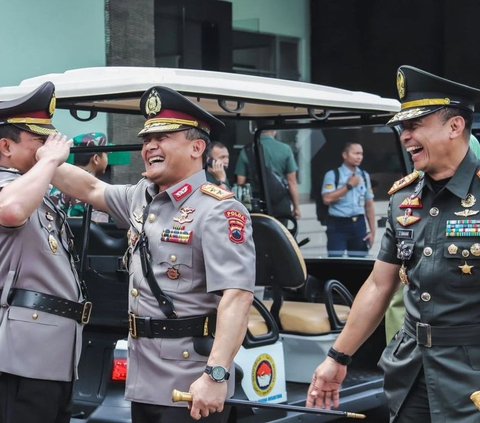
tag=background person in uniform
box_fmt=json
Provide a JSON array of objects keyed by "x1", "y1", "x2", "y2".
[
  {"x1": 50, "y1": 86, "x2": 255, "y2": 423},
  {"x1": 50, "y1": 132, "x2": 110, "y2": 222},
  {"x1": 321, "y1": 142, "x2": 375, "y2": 257},
  {"x1": 385, "y1": 133, "x2": 480, "y2": 343},
  {"x1": 235, "y1": 129, "x2": 301, "y2": 219},
  {"x1": 306, "y1": 65, "x2": 480, "y2": 423},
  {"x1": 205, "y1": 141, "x2": 230, "y2": 190},
  {"x1": 0, "y1": 82, "x2": 87, "y2": 423}
]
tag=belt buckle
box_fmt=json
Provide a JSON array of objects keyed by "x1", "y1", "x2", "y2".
[
  {"x1": 352, "y1": 216, "x2": 358, "y2": 222},
  {"x1": 129, "y1": 312, "x2": 138, "y2": 339},
  {"x1": 81, "y1": 301, "x2": 93, "y2": 324},
  {"x1": 416, "y1": 322, "x2": 432, "y2": 347}
]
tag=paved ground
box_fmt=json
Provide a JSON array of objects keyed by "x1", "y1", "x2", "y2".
[{"x1": 297, "y1": 201, "x2": 389, "y2": 259}]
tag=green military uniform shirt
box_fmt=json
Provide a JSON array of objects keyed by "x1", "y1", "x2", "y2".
[{"x1": 377, "y1": 149, "x2": 480, "y2": 422}]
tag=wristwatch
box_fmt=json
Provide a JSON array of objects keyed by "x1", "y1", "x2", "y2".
[
  {"x1": 346, "y1": 183, "x2": 353, "y2": 190},
  {"x1": 327, "y1": 347, "x2": 352, "y2": 366},
  {"x1": 204, "y1": 365, "x2": 230, "y2": 382}
]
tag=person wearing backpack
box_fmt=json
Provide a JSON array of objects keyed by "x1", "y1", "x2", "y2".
[{"x1": 321, "y1": 142, "x2": 375, "y2": 257}]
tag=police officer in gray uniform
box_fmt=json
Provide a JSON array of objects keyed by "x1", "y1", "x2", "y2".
[
  {"x1": 51, "y1": 86, "x2": 255, "y2": 422},
  {"x1": 0, "y1": 82, "x2": 89, "y2": 423},
  {"x1": 306, "y1": 66, "x2": 480, "y2": 422}
]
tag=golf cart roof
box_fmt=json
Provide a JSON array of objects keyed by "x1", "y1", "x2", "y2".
[{"x1": 0, "y1": 67, "x2": 400, "y2": 121}]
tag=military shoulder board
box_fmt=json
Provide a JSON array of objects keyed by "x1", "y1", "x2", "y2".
[
  {"x1": 388, "y1": 171, "x2": 421, "y2": 196},
  {"x1": 201, "y1": 183, "x2": 235, "y2": 200}
]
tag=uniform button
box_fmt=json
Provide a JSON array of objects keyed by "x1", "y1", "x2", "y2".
[
  {"x1": 170, "y1": 255, "x2": 177, "y2": 263},
  {"x1": 429, "y1": 207, "x2": 439, "y2": 217},
  {"x1": 447, "y1": 244, "x2": 458, "y2": 255},
  {"x1": 32, "y1": 313, "x2": 39, "y2": 320},
  {"x1": 131, "y1": 288, "x2": 139, "y2": 297},
  {"x1": 420, "y1": 292, "x2": 431, "y2": 302},
  {"x1": 47, "y1": 224, "x2": 52, "y2": 230},
  {"x1": 471, "y1": 243, "x2": 480, "y2": 256},
  {"x1": 182, "y1": 350, "x2": 190, "y2": 359},
  {"x1": 462, "y1": 249, "x2": 470, "y2": 258},
  {"x1": 148, "y1": 213, "x2": 156, "y2": 223},
  {"x1": 423, "y1": 247, "x2": 433, "y2": 257}
]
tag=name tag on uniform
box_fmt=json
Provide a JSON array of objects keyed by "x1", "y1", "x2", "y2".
[{"x1": 396, "y1": 229, "x2": 414, "y2": 239}]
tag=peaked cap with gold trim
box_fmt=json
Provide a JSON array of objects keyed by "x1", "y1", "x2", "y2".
[
  {"x1": 0, "y1": 81, "x2": 57, "y2": 136},
  {"x1": 138, "y1": 86, "x2": 225, "y2": 137},
  {"x1": 387, "y1": 65, "x2": 480, "y2": 125}
]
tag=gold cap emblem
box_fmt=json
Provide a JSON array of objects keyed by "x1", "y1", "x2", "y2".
[
  {"x1": 397, "y1": 69, "x2": 406, "y2": 100},
  {"x1": 49, "y1": 94, "x2": 56, "y2": 117},
  {"x1": 145, "y1": 89, "x2": 162, "y2": 117}
]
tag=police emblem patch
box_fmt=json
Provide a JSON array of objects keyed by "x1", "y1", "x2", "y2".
[{"x1": 224, "y1": 209, "x2": 247, "y2": 244}]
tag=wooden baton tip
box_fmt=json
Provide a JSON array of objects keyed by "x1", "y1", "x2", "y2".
[
  {"x1": 172, "y1": 389, "x2": 193, "y2": 403},
  {"x1": 346, "y1": 412, "x2": 367, "y2": 419},
  {"x1": 471, "y1": 391, "x2": 480, "y2": 411}
]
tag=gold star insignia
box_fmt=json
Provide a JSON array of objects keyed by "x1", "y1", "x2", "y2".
[{"x1": 459, "y1": 261, "x2": 474, "y2": 275}]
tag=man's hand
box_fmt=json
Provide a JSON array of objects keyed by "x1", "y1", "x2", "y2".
[
  {"x1": 348, "y1": 174, "x2": 361, "y2": 187},
  {"x1": 306, "y1": 358, "x2": 347, "y2": 410},
  {"x1": 36, "y1": 133, "x2": 72, "y2": 166},
  {"x1": 208, "y1": 159, "x2": 227, "y2": 184},
  {"x1": 188, "y1": 373, "x2": 228, "y2": 420},
  {"x1": 363, "y1": 231, "x2": 375, "y2": 249}
]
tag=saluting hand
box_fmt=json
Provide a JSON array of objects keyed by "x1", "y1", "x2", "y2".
[{"x1": 36, "y1": 132, "x2": 73, "y2": 166}]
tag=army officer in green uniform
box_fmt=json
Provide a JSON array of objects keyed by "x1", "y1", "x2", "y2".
[
  {"x1": 50, "y1": 86, "x2": 255, "y2": 422},
  {"x1": 307, "y1": 65, "x2": 480, "y2": 422}
]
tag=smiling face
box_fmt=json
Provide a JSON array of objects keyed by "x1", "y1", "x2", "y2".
[
  {"x1": 141, "y1": 130, "x2": 206, "y2": 190},
  {"x1": 399, "y1": 110, "x2": 467, "y2": 179}
]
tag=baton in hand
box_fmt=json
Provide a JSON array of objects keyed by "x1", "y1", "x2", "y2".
[{"x1": 172, "y1": 389, "x2": 366, "y2": 419}]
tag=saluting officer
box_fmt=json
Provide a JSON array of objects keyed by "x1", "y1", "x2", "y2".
[
  {"x1": 51, "y1": 86, "x2": 255, "y2": 422},
  {"x1": 0, "y1": 82, "x2": 89, "y2": 423},
  {"x1": 307, "y1": 65, "x2": 480, "y2": 422}
]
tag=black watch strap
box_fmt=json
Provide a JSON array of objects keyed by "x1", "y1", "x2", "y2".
[
  {"x1": 328, "y1": 347, "x2": 352, "y2": 366},
  {"x1": 346, "y1": 183, "x2": 353, "y2": 190}
]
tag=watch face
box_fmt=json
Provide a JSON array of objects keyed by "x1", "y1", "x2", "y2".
[{"x1": 211, "y1": 366, "x2": 226, "y2": 381}]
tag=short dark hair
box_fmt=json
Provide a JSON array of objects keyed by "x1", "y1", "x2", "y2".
[
  {"x1": 0, "y1": 125, "x2": 21, "y2": 142},
  {"x1": 438, "y1": 107, "x2": 473, "y2": 132},
  {"x1": 342, "y1": 142, "x2": 361, "y2": 154},
  {"x1": 206, "y1": 141, "x2": 227, "y2": 159},
  {"x1": 73, "y1": 151, "x2": 97, "y2": 167}
]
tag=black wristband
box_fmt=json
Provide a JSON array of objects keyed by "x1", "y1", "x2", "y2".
[
  {"x1": 346, "y1": 183, "x2": 353, "y2": 191},
  {"x1": 327, "y1": 347, "x2": 352, "y2": 366}
]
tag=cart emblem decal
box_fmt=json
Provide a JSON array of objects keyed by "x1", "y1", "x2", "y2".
[{"x1": 252, "y1": 353, "x2": 276, "y2": 397}]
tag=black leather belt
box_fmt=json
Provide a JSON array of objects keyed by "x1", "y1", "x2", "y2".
[
  {"x1": 0, "y1": 288, "x2": 92, "y2": 324},
  {"x1": 404, "y1": 314, "x2": 480, "y2": 347},
  {"x1": 128, "y1": 312, "x2": 216, "y2": 339},
  {"x1": 329, "y1": 214, "x2": 364, "y2": 222}
]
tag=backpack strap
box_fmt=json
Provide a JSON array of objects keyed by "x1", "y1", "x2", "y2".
[{"x1": 334, "y1": 167, "x2": 340, "y2": 188}]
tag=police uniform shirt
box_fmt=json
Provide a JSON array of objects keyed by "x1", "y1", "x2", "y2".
[
  {"x1": 321, "y1": 164, "x2": 374, "y2": 218},
  {"x1": 104, "y1": 170, "x2": 255, "y2": 406},
  {"x1": 377, "y1": 149, "x2": 480, "y2": 422},
  {"x1": 0, "y1": 169, "x2": 84, "y2": 382}
]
